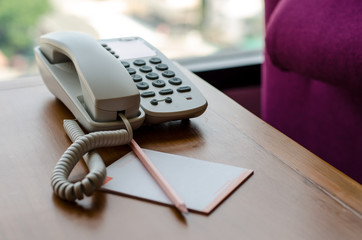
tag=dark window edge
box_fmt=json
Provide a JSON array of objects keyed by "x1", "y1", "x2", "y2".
[
  {"x1": 175, "y1": 50, "x2": 263, "y2": 73},
  {"x1": 175, "y1": 50, "x2": 263, "y2": 90}
]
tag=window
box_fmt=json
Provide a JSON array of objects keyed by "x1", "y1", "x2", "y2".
[{"x1": 0, "y1": 0, "x2": 264, "y2": 81}]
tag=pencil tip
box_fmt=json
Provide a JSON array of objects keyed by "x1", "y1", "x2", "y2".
[{"x1": 177, "y1": 203, "x2": 189, "y2": 214}]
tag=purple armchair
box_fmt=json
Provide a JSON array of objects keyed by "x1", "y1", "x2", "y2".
[{"x1": 262, "y1": 0, "x2": 362, "y2": 183}]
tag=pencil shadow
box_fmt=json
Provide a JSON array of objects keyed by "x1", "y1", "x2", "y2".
[
  {"x1": 100, "y1": 190, "x2": 192, "y2": 224},
  {"x1": 172, "y1": 208, "x2": 189, "y2": 225}
]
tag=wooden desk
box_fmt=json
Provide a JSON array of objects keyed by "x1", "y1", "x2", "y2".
[{"x1": 0, "y1": 70, "x2": 361, "y2": 240}]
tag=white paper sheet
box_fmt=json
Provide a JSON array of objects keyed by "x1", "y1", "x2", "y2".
[{"x1": 101, "y1": 149, "x2": 253, "y2": 213}]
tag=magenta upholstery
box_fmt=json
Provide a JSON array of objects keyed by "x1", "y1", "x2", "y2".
[{"x1": 262, "y1": 0, "x2": 362, "y2": 183}]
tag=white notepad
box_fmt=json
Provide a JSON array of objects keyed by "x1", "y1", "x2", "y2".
[{"x1": 101, "y1": 149, "x2": 253, "y2": 213}]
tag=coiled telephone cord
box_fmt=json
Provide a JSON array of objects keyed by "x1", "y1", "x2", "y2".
[{"x1": 51, "y1": 114, "x2": 133, "y2": 201}]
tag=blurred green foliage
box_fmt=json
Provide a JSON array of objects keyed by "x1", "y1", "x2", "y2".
[{"x1": 0, "y1": 0, "x2": 51, "y2": 57}]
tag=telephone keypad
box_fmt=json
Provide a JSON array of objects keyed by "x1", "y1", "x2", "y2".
[
  {"x1": 104, "y1": 42, "x2": 198, "y2": 110},
  {"x1": 121, "y1": 58, "x2": 193, "y2": 104},
  {"x1": 88, "y1": 38, "x2": 206, "y2": 125}
]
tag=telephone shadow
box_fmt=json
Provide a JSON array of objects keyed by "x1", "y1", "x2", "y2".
[
  {"x1": 52, "y1": 190, "x2": 107, "y2": 218},
  {"x1": 134, "y1": 119, "x2": 205, "y2": 146}
]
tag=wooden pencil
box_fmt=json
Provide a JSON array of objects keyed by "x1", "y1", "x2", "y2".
[{"x1": 129, "y1": 139, "x2": 188, "y2": 214}]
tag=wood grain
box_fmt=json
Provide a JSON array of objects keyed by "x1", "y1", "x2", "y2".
[{"x1": 0, "y1": 74, "x2": 361, "y2": 240}]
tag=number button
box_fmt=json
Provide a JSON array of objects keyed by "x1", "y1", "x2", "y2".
[
  {"x1": 146, "y1": 72, "x2": 159, "y2": 80},
  {"x1": 152, "y1": 80, "x2": 166, "y2": 88},
  {"x1": 150, "y1": 99, "x2": 158, "y2": 105},
  {"x1": 177, "y1": 86, "x2": 191, "y2": 92},
  {"x1": 156, "y1": 64, "x2": 168, "y2": 71},
  {"x1": 127, "y1": 68, "x2": 136, "y2": 75},
  {"x1": 132, "y1": 74, "x2": 142, "y2": 82},
  {"x1": 162, "y1": 70, "x2": 175, "y2": 78},
  {"x1": 136, "y1": 82, "x2": 149, "y2": 90},
  {"x1": 149, "y1": 57, "x2": 161, "y2": 64},
  {"x1": 141, "y1": 91, "x2": 156, "y2": 98},
  {"x1": 169, "y1": 77, "x2": 182, "y2": 85},
  {"x1": 133, "y1": 59, "x2": 146, "y2": 66},
  {"x1": 121, "y1": 61, "x2": 130, "y2": 68},
  {"x1": 165, "y1": 97, "x2": 172, "y2": 103},
  {"x1": 140, "y1": 66, "x2": 152, "y2": 73},
  {"x1": 159, "y1": 89, "x2": 174, "y2": 95}
]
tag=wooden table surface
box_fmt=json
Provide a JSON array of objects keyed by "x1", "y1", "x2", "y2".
[{"x1": 0, "y1": 69, "x2": 361, "y2": 240}]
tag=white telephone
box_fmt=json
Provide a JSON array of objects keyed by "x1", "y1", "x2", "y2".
[
  {"x1": 34, "y1": 31, "x2": 207, "y2": 202},
  {"x1": 34, "y1": 31, "x2": 207, "y2": 132}
]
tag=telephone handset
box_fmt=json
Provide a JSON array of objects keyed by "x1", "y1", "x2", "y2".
[
  {"x1": 34, "y1": 31, "x2": 207, "y2": 201},
  {"x1": 34, "y1": 31, "x2": 207, "y2": 132}
]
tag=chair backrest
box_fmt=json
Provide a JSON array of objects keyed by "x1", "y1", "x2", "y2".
[{"x1": 262, "y1": 0, "x2": 362, "y2": 183}]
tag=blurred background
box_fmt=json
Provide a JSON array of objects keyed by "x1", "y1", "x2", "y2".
[{"x1": 0, "y1": 0, "x2": 264, "y2": 81}]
